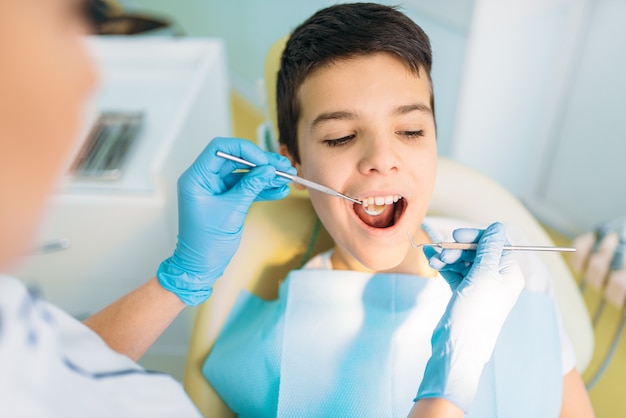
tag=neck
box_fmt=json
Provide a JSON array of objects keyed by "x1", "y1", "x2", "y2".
[{"x1": 330, "y1": 227, "x2": 438, "y2": 278}]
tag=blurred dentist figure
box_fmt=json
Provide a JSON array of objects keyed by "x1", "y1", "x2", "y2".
[{"x1": 0, "y1": 1, "x2": 294, "y2": 416}]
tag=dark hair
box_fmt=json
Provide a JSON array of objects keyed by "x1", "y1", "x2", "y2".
[{"x1": 276, "y1": 2, "x2": 434, "y2": 162}]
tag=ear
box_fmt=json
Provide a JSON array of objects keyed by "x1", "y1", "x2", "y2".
[{"x1": 278, "y1": 144, "x2": 305, "y2": 190}]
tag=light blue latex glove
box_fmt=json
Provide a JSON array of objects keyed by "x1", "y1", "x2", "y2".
[
  {"x1": 157, "y1": 137, "x2": 295, "y2": 306},
  {"x1": 415, "y1": 222, "x2": 525, "y2": 412}
]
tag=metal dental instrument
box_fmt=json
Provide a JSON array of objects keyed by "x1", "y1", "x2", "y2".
[
  {"x1": 216, "y1": 151, "x2": 362, "y2": 204},
  {"x1": 31, "y1": 238, "x2": 71, "y2": 255},
  {"x1": 408, "y1": 233, "x2": 576, "y2": 252}
]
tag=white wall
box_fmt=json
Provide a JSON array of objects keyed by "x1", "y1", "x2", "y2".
[
  {"x1": 529, "y1": 0, "x2": 626, "y2": 234},
  {"x1": 452, "y1": 0, "x2": 582, "y2": 196},
  {"x1": 452, "y1": 0, "x2": 625, "y2": 235}
]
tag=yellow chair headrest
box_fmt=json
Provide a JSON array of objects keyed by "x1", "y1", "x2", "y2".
[{"x1": 264, "y1": 36, "x2": 288, "y2": 142}]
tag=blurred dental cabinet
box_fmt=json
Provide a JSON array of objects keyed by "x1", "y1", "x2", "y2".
[{"x1": 9, "y1": 37, "x2": 231, "y2": 377}]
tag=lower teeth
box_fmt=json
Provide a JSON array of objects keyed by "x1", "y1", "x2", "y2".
[{"x1": 363, "y1": 205, "x2": 385, "y2": 216}]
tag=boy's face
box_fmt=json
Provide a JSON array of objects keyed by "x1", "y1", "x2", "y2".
[{"x1": 284, "y1": 52, "x2": 437, "y2": 274}]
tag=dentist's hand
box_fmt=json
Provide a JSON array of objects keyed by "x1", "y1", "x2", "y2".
[
  {"x1": 415, "y1": 222, "x2": 525, "y2": 412},
  {"x1": 157, "y1": 138, "x2": 295, "y2": 306}
]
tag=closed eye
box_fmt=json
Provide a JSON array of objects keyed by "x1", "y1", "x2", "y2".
[
  {"x1": 397, "y1": 130, "x2": 425, "y2": 139},
  {"x1": 324, "y1": 135, "x2": 355, "y2": 147}
]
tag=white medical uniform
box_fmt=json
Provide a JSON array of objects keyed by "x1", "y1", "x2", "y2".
[{"x1": 0, "y1": 275, "x2": 201, "y2": 417}]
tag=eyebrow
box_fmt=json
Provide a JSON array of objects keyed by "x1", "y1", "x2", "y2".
[
  {"x1": 310, "y1": 111, "x2": 357, "y2": 131},
  {"x1": 394, "y1": 103, "x2": 433, "y2": 116},
  {"x1": 310, "y1": 103, "x2": 432, "y2": 132}
]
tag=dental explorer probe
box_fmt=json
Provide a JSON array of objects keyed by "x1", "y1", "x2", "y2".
[
  {"x1": 408, "y1": 233, "x2": 576, "y2": 252},
  {"x1": 216, "y1": 151, "x2": 362, "y2": 205}
]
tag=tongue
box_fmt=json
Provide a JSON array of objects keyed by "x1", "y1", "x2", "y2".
[{"x1": 355, "y1": 203, "x2": 395, "y2": 228}]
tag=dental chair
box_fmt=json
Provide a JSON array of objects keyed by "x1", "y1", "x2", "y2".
[{"x1": 182, "y1": 37, "x2": 594, "y2": 417}]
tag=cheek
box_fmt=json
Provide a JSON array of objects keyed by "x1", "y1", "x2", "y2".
[
  {"x1": 295, "y1": 130, "x2": 340, "y2": 186},
  {"x1": 298, "y1": 148, "x2": 346, "y2": 189},
  {"x1": 411, "y1": 162, "x2": 437, "y2": 211},
  {"x1": 0, "y1": 5, "x2": 96, "y2": 267},
  {"x1": 14, "y1": 37, "x2": 95, "y2": 169},
  {"x1": 40, "y1": 37, "x2": 96, "y2": 145},
  {"x1": 0, "y1": 3, "x2": 96, "y2": 147},
  {"x1": 309, "y1": 193, "x2": 350, "y2": 248}
]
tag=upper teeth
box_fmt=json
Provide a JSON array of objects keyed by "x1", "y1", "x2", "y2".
[{"x1": 361, "y1": 194, "x2": 401, "y2": 216}]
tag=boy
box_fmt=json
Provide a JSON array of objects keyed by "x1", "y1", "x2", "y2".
[{"x1": 204, "y1": 3, "x2": 594, "y2": 417}]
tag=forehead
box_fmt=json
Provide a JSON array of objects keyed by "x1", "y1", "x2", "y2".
[{"x1": 297, "y1": 53, "x2": 433, "y2": 121}]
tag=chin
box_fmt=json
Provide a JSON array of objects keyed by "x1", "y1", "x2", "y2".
[{"x1": 352, "y1": 246, "x2": 410, "y2": 272}]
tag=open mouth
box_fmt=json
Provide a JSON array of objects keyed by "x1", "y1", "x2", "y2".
[{"x1": 354, "y1": 195, "x2": 406, "y2": 228}]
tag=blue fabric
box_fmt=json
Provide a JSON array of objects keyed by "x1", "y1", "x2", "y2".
[
  {"x1": 202, "y1": 292, "x2": 285, "y2": 417},
  {"x1": 203, "y1": 270, "x2": 563, "y2": 417}
]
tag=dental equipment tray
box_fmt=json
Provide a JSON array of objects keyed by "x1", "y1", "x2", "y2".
[{"x1": 71, "y1": 111, "x2": 144, "y2": 180}]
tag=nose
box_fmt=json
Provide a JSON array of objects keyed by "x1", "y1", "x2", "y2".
[{"x1": 356, "y1": 135, "x2": 402, "y2": 175}]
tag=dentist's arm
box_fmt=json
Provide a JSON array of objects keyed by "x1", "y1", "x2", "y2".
[
  {"x1": 408, "y1": 222, "x2": 525, "y2": 417},
  {"x1": 85, "y1": 138, "x2": 295, "y2": 361},
  {"x1": 84, "y1": 277, "x2": 185, "y2": 361}
]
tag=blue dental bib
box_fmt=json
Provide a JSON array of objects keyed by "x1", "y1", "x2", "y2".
[{"x1": 204, "y1": 269, "x2": 563, "y2": 417}]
